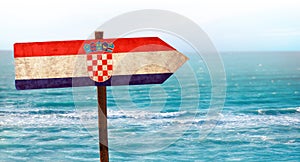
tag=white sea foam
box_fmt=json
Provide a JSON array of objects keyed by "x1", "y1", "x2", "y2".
[
  {"x1": 1, "y1": 107, "x2": 300, "y2": 127},
  {"x1": 107, "y1": 110, "x2": 187, "y2": 119}
]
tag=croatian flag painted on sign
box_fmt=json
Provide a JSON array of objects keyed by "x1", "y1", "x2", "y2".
[{"x1": 14, "y1": 37, "x2": 188, "y2": 90}]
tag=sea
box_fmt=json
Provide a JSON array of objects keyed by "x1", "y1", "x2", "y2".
[{"x1": 0, "y1": 51, "x2": 299, "y2": 161}]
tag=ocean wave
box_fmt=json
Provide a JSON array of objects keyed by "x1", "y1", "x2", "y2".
[
  {"x1": 1, "y1": 107, "x2": 299, "y2": 129},
  {"x1": 0, "y1": 109, "x2": 74, "y2": 115},
  {"x1": 0, "y1": 109, "x2": 187, "y2": 118},
  {"x1": 0, "y1": 109, "x2": 188, "y2": 126},
  {"x1": 238, "y1": 107, "x2": 300, "y2": 115},
  {"x1": 34, "y1": 102, "x2": 75, "y2": 108},
  {"x1": 108, "y1": 110, "x2": 187, "y2": 119}
]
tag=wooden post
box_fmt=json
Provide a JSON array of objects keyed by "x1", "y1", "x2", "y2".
[{"x1": 95, "y1": 31, "x2": 109, "y2": 162}]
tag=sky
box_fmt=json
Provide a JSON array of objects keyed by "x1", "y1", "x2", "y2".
[{"x1": 0, "y1": 0, "x2": 300, "y2": 51}]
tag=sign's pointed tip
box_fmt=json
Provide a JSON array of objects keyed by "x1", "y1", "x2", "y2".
[{"x1": 177, "y1": 51, "x2": 189, "y2": 62}]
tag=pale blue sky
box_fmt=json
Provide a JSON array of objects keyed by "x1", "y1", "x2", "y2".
[{"x1": 0, "y1": 0, "x2": 299, "y2": 51}]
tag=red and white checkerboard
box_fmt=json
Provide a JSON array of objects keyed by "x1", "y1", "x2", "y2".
[{"x1": 86, "y1": 53, "x2": 113, "y2": 82}]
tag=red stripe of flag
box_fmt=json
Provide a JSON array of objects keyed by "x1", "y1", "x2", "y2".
[{"x1": 14, "y1": 37, "x2": 175, "y2": 58}]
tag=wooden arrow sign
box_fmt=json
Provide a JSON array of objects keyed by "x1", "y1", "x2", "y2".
[
  {"x1": 14, "y1": 37, "x2": 188, "y2": 90},
  {"x1": 14, "y1": 32, "x2": 189, "y2": 162}
]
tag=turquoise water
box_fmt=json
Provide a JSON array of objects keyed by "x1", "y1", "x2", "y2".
[{"x1": 0, "y1": 51, "x2": 299, "y2": 161}]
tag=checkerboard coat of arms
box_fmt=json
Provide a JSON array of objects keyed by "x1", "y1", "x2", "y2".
[
  {"x1": 86, "y1": 53, "x2": 113, "y2": 82},
  {"x1": 84, "y1": 41, "x2": 114, "y2": 82}
]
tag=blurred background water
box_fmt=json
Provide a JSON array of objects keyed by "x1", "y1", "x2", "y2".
[{"x1": 0, "y1": 51, "x2": 299, "y2": 161}]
